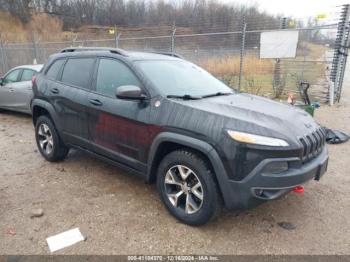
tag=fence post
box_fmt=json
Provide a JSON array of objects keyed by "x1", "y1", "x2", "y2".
[
  {"x1": 337, "y1": 20, "x2": 350, "y2": 102},
  {"x1": 272, "y1": 18, "x2": 287, "y2": 97},
  {"x1": 171, "y1": 22, "x2": 176, "y2": 55},
  {"x1": 0, "y1": 34, "x2": 6, "y2": 75},
  {"x1": 238, "y1": 18, "x2": 247, "y2": 91},
  {"x1": 71, "y1": 35, "x2": 77, "y2": 47},
  {"x1": 32, "y1": 31, "x2": 39, "y2": 64},
  {"x1": 115, "y1": 33, "x2": 121, "y2": 48},
  {"x1": 330, "y1": 4, "x2": 350, "y2": 104}
]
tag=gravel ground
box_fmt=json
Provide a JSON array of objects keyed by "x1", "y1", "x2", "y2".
[{"x1": 0, "y1": 72, "x2": 349, "y2": 255}]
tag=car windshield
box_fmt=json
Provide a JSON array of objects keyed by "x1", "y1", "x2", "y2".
[{"x1": 135, "y1": 60, "x2": 233, "y2": 97}]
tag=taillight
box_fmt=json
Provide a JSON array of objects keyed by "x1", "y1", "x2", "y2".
[{"x1": 32, "y1": 75, "x2": 37, "y2": 85}]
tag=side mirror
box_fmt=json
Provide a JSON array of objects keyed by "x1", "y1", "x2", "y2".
[
  {"x1": 0, "y1": 78, "x2": 3, "y2": 86},
  {"x1": 116, "y1": 85, "x2": 147, "y2": 100}
]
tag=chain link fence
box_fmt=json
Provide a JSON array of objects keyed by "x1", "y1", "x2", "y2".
[{"x1": 0, "y1": 5, "x2": 349, "y2": 104}]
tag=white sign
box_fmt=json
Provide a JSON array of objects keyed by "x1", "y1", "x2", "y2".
[
  {"x1": 46, "y1": 228, "x2": 85, "y2": 253},
  {"x1": 260, "y1": 30, "x2": 299, "y2": 59}
]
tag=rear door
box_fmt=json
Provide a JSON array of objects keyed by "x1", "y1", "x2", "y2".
[
  {"x1": 0, "y1": 69, "x2": 22, "y2": 109},
  {"x1": 54, "y1": 57, "x2": 96, "y2": 148},
  {"x1": 87, "y1": 57, "x2": 151, "y2": 171}
]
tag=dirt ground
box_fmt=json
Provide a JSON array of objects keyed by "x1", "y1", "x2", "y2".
[{"x1": 0, "y1": 73, "x2": 350, "y2": 255}]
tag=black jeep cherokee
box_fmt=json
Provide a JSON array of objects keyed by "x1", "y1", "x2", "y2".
[{"x1": 31, "y1": 47, "x2": 329, "y2": 225}]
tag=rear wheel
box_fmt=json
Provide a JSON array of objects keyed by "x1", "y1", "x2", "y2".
[
  {"x1": 157, "y1": 150, "x2": 221, "y2": 226},
  {"x1": 35, "y1": 115, "x2": 68, "y2": 162}
]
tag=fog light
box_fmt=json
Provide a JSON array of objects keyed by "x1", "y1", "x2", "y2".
[{"x1": 263, "y1": 161, "x2": 289, "y2": 174}]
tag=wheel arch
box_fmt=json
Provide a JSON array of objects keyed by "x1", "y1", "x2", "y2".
[
  {"x1": 147, "y1": 132, "x2": 233, "y2": 207},
  {"x1": 31, "y1": 99, "x2": 61, "y2": 130}
]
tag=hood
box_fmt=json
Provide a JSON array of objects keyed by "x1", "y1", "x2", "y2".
[{"x1": 164, "y1": 93, "x2": 320, "y2": 147}]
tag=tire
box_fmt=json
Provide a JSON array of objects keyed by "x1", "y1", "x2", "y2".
[
  {"x1": 35, "y1": 115, "x2": 68, "y2": 162},
  {"x1": 157, "y1": 150, "x2": 222, "y2": 226}
]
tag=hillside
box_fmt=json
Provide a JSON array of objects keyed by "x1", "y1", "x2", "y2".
[{"x1": 0, "y1": 11, "x2": 198, "y2": 43}]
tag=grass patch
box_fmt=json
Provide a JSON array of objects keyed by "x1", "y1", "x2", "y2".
[
  {"x1": 199, "y1": 56, "x2": 275, "y2": 96},
  {"x1": 200, "y1": 44, "x2": 329, "y2": 101},
  {"x1": 218, "y1": 74, "x2": 274, "y2": 96},
  {"x1": 200, "y1": 55, "x2": 274, "y2": 76}
]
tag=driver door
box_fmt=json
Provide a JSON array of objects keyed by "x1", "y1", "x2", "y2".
[
  {"x1": 87, "y1": 58, "x2": 151, "y2": 172},
  {"x1": 0, "y1": 69, "x2": 22, "y2": 109}
]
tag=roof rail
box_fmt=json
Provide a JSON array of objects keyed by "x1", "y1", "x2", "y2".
[
  {"x1": 60, "y1": 47, "x2": 128, "y2": 56},
  {"x1": 151, "y1": 51, "x2": 184, "y2": 59}
]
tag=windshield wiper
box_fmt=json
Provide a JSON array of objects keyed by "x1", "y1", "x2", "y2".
[
  {"x1": 201, "y1": 92, "x2": 233, "y2": 98},
  {"x1": 167, "y1": 94, "x2": 201, "y2": 100}
]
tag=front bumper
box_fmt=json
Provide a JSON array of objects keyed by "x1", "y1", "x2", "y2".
[{"x1": 222, "y1": 146, "x2": 329, "y2": 209}]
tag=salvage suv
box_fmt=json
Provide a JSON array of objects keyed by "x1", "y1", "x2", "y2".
[{"x1": 31, "y1": 47, "x2": 329, "y2": 225}]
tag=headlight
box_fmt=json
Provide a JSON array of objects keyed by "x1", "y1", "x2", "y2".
[{"x1": 227, "y1": 130, "x2": 289, "y2": 147}]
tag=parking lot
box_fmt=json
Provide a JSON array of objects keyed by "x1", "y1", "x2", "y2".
[{"x1": 0, "y1": 74, "x2": 350, "y2": 255}]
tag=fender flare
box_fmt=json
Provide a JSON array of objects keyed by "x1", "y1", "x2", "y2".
[
  {"x1": 146, "y1": 132, "x2": 234, "y2": 207},
  {"x1": 31, "y1": 99, "x2": 62, "y2": 130}
]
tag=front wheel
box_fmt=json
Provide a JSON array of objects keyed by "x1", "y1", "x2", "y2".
[
  {"x1": 157, "y1": 150, "x2": 222, "y2": 226},
  {"x1": 35, "y1": 115, "x2": 69, "y2": 162}
]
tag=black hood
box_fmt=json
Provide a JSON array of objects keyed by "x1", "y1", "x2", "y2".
[{"x1": 158, "y1": 93, "x2": 320, "y2": 148}]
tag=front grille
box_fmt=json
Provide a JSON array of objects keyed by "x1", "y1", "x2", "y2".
[{"x1": 299, "y1": 127, "x2": 326, "y2": 163}]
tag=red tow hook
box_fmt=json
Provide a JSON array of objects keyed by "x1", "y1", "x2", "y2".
[{"x1": 293, "y1": 186, "x2": 304, "y2": 193}]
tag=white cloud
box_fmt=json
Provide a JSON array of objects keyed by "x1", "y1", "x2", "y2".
[{"x1": 220, "y1": 0, "x2": 349, "y2": 18}]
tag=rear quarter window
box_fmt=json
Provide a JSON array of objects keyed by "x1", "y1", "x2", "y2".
[{"x1": 61, "y1": 58, "x2": 95, "y2": 89}]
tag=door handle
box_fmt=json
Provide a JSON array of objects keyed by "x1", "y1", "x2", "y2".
[
  {"x1": 50, "y1": 88, "x2": 59, "y2": 94},
  {"x1": 9, "y1": 88, "x2": 14, "y2": 92},
  {"x1": 89, "y1": 99, "x2": 103, "y2": 106}
]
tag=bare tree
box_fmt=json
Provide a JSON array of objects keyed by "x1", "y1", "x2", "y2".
[{"x1": 0, "y1": 0, "x2": 282, "y2": 35}]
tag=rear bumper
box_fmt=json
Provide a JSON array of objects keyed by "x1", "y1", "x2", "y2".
[{"x1": 222, "y1": 147, "x2": 329, "y2": 209}]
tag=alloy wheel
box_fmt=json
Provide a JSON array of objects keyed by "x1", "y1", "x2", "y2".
[
  {"x1": 164, "y1": 165, "x2": 204, "y2": 214},
  {"x1": 37, "y1": 123, "x2": 54, "y2": 155}
]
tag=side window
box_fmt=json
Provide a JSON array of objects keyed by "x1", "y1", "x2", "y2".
[
  {"x1": 4, "y1": 69, "x2": 21, "y2": 84},
  {"x1": 95, "y1": 59, "x2": 141, "y2": 97},
  {"x1": 46, "y1": 59, "x2": 65, "y2": 80},
  {"x1": 61, "y1": 58, "x2": 95, "y2": 88},
  {"x1": 21, "y1": 69, "x2": 35, "y2": 81}
]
